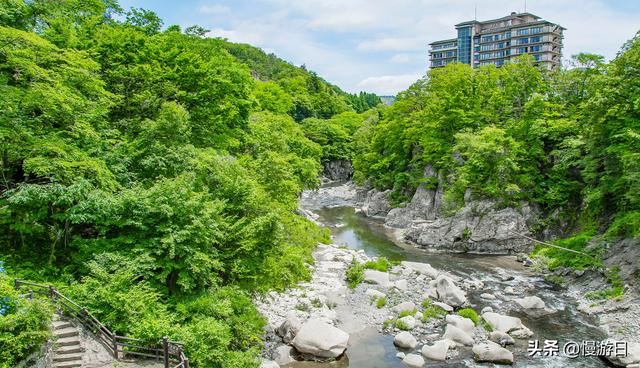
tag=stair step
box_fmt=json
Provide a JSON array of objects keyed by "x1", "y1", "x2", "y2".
[
  {"x1": 53, "y1": 321, "x2": 73, "y2": 330},
  {"x1": 53, "y1": 353, "x2": 82, "y2": 362},
  {"x1": 53, "y1": 360, "x2": 82, "y2": 368},
  {"x1": 55, "y1": 345, "x2": 83, "y2": 355},
  {"x1": 54, "y1": 327, "x2": 79, "y2": 339},
  {"x1": 56, "y1": 336, "x2": 81, "y2": 347}
]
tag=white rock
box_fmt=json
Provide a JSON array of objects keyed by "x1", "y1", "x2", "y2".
[
  {"x1": 602, "y1": 340, "x2": 640, "y2": 366},
  {"x1": 443, "y1": 324, "x2": 473, "y2": 346},
  {"x1": 433, "y1": 302, "x2": 454, "y2": 312},
  {"x1": 514, "y1": 296, "x2": 546, "y2": 309},
  {"x1": 364, "y1": 269, "x2": 390, "y2": 287},
  {"x1": 398, "y1": 316, "x2": 417, "y2": 330},
  {"x1": 365, "y1": 288, "x2": 386, "y2": 299},
  {"x1": 481, "y1": 306, "x2": 494, "y2": 314},
  {"x1": 423, "y1": 288, "x2": 438, "y2": 300},
  {"x1": 489, "y1": 331, "x2": 515, "y2": 346},
  {"x1": 482, "y1": 312, "x2": 533, "y2": 338},
  {"x1": 393, "y1": 331, "x2": 418, "y2": 349},
  {"x1": 480, "y1": 293, "x2": 496, "y2": 300},
  {"x1": 436, "y1": 275, "x2": 467, "y2": 307},
  {"x1": 504, "y1": 286, "x2": 517, "y2": 295},
  {"x1": 472, "y1": 340, "x2": 514, "y2": 365},
  {"x1": 260, "y1": 359, "x2": 280, "y2": 368},
  {"x1": 273, "y1": 345, "x2": 295, "y2": 366},
  {"x1": 392, "y1": 301, "x2": 417, "y2": 314},
  {"x1": 276, "y1": 313, "x2": 301, "y2": 344},
  {"x1": 402, "y1": 353, "x2": 425, "y2": 367},
  {"x1": 445, "y1": 315, "x2": 475, "y2": 333},
  {"x1": 421, "y1": 339, "x2": 453, "y2": 361},
  {"x1": 401, "y1": 261, "x2": 439, "y2": 279},
  {"x1": 396, "y1": 352, "x2": 406, "y2": 359},
  {"x1": 415, "y1": 311, "x2": 423, "y2": 320},
  {"x1": 291, "y1": 319, "x2": 349, "y2": 359},
  {"x1": 394, "y1": 279, "x2": 408, "y2": 291}
]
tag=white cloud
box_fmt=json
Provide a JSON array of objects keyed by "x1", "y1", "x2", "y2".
[
  {"x1": 199, "y1": 4, "x2": 230, "y2": 14},
  {"x1": 389, "y1": 53, "x2": 412, "y2": 63},
  {"x1": 358, "y1": 37, "x2": 425, "y2": 52},
  {"x1": 206, "y1": 28, "x2": 264, "y2": 45},
  {"x1": 357, "y1": 74, "x2": 422, "y2": 95}
]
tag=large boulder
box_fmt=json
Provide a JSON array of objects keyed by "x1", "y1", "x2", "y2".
[
  {"x1": 514, "y1": 296, "x2": 545, "y2": 309},
  {"x1": 393, "y1": 331, "x2": 418, "y2": 349},
  {"x1": 260, "y1": 359, "x2": 280, "y2": 368},
  {"x1": 602, "y1": 340, "x2": 640, "y2": 366},
  {"x1": 402, "y1": 353, "x2": 425, "y2": 367},
  {"x1": 291, "y1": 319, "x2": 349, "y2": 360},
  {"x1": 482, "y1": 312, "x2": 533, "y2": 338},
  {"x1": 443, "y1": 324, "x2": 473, "y2": 346},
  {"x1": 421, "y1": 339, "x2": 453, "y2": 361},
  {"x1": 276, "y1": 313, "x2": 301, "y2": 343},
  {"x1": 489, "y1": 331, "x2": 515, "y2": 346},
  {"x1": 386, "y1": 165, "x2": 443, "y2": 228},
  {"x1": 401, "y1": 261, "x2": 439, "y2": 279},
  {"x1": 363, "y1": 269, "x2": 390, "y2": 287},
  {"x1": 436, "y1": 275, "x2": 467, "y2": 307},
  {"x1": 445, "y1": 315, "x2": 474, "y2": 333},
  {"x1": 473, "y1": 341, "x2": 514, "y2": 365},
  {"x1": 361, "y1": 189, "x2": 391, "y2": 218},
  {"x1": 404, "y1": 198, "x2": 536, "y2": 254}
]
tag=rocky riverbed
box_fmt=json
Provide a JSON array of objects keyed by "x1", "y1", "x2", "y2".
[{"x1": 256, "y1": 181, "x2": 640, "y2": 367}]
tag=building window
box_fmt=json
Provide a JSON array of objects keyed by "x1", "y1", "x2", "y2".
[
  {"x1": 530, "y1": 45, "x2": 541, "y2": 52},
  {"x1": 516, "y1": 28, "x2": 530, "y2": 35},
  {"x1": 531, "y1": 27, "x2": 543, "y2": 34},
  {"x1": 519, "y1": 47, "x2": 528, "y2": 54},
  {"x1": 517, "y1": 37, "x2": 529, "y2": 45},
  {"x1": 531, "y1": 36, "x2": 542, "y2": 43}
]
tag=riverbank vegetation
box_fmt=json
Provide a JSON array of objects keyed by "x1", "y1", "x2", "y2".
[{"x1": 350, "y1": 34, "x2": 640, "y2": 278}]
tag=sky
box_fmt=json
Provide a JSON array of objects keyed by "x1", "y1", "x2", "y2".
[{"x1": 118, "y1": 0, "x2": 640, "y2": 95}]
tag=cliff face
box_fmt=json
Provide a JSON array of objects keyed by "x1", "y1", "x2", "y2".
[{"x1": 359, "y1": 165, "x2": 537, "y2": 255}]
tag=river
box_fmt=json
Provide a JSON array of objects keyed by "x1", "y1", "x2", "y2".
[{"x1": 289, "y1": 197, "x2": 608, "y2": 367}]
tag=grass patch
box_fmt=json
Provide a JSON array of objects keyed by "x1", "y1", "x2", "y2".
[
  {"x1": 544, "y1": 274, "x2": 566, "y2": 286},
  {"x1": 376, "y1": 297, "x2": 387, "y2": 309},
  {"x1": 383, "y1": 318, "x2": 411, "y2": 331},
  {"x1": 585, "y1": 266, "x2": 624, "y2": 300},
  {"x1": 457, "y1": 308, "x2": 479, "y2": 325},
  {"x1": 363, "y1": 258, "x2": 392, "y2": 272},
  {"x1": 480, "y1": 317, "x2": 493, "y2": 332},
  {"x1": 310, "y1": 298, "x2": 323, "y2": 308},
  {"x1": 346, "y1": 257, "x2": 392, "y2": 289},
  {"x1": 420, "y1": 299, "x2": 447, "y2": 322},
  {"x1": 398, "y1": 309, "x2": 417, "y2": 318},
  {"x1": 530, "y1": 233, "x2": 602, "y2": 271},
  {"x1": 346, "y1": 260, "x2": 365, "y2": 289}
]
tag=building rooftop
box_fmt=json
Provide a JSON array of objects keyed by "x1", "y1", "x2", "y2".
[
  {"x1": 455, "y1": 12, "x2": 541, "y2": 27},
  {"x1": 428, "y1": 38, "x2": 457, "y2": 46}
]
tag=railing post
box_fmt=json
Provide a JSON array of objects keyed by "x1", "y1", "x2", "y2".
[
  {"x1": 184, "y1": 358, "x2": 189, "y2": 368},
  {"x1": 163, "y1": 337, "x2": 169, "y2": 368},
  {"x1": 49, "y1": 286, "x2": 56, "y2": 300},
  {"x1": 28, "y1": 290, "x2": 34, "y2": 300},
  {"x1": 14, "y1": 279, "x2": 19, "y2": 291},
  {"x1": 113, "y1": 337, "x2": 119, "y2": 360}
]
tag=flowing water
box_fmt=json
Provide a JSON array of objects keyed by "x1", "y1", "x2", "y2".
[{"x1": 289, "y1": 202, "x2": 608, "y2": 368}]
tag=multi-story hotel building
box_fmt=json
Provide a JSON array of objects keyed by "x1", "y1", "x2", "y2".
[{"x1": 429, "y1": 12, "x2": 564, "y2": 70}]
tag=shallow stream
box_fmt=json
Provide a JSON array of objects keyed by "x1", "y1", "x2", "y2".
[{"x1": 287, "y1": 201, "x2": 607, "y2": 367}]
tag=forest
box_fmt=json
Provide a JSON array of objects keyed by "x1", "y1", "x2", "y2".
[
  {"x1": 0, "y1": 1, "x2": 378, "y2": 367},
  {"x1": 1, "y1": 0, "x2": 639, "y2": 367}
]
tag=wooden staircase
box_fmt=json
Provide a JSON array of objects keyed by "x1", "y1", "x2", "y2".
[{"x1": 52, "y1": 317, "x2": 83, "y2": 368}]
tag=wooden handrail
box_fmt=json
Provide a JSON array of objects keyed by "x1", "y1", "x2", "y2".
[{"x1": 14, "y1": 279, "x2": 189, "y2": 368}]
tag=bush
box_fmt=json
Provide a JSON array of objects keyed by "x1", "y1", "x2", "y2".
[
  {"x1": 346, "y1": 260, "x2": 365, "y2": 289},
  {"x1": 457, "y1": 308, "x2": 479, "y2": 325},
  {"x1": 363, "y1": 258, "x2": 391, "y2": 272},
  {"x1": 375, "y1": 297, "x2": 387, "y2": 308},
  {"x1": 0, "y1": 274, "x2": 53, "y2": 368}
]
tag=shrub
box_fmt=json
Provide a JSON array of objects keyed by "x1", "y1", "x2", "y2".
[
  {"x1": 0, "y1": 274, "x2": 53, "y2": 368},
  {"x1": 376, "y1": 297, "x2": 387, "y2": 309},
  {"x1": 346, "y1": 260, "x2": 365, "y2": 288},
  {"x1": 457, "y1": 308, "x2": 479, "y2": 325},
  {"x1": 363, "y1": 257, "x2": 391, "y2": 272}
]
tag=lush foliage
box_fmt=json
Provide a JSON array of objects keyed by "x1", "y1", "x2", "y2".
[
  {"x1": 457, "y1": 308, "x2": 479, "y2": 325},
  {"x1": 0, "y1": 1, "x2": 374, "y2": 366},
  {"x1": 0, "y1": 271, "x2": 53, "y2": 368}
]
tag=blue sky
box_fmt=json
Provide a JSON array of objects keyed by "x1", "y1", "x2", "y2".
[{"x1": 118, "y1": 0, "x2": 640, "y2": 95}]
